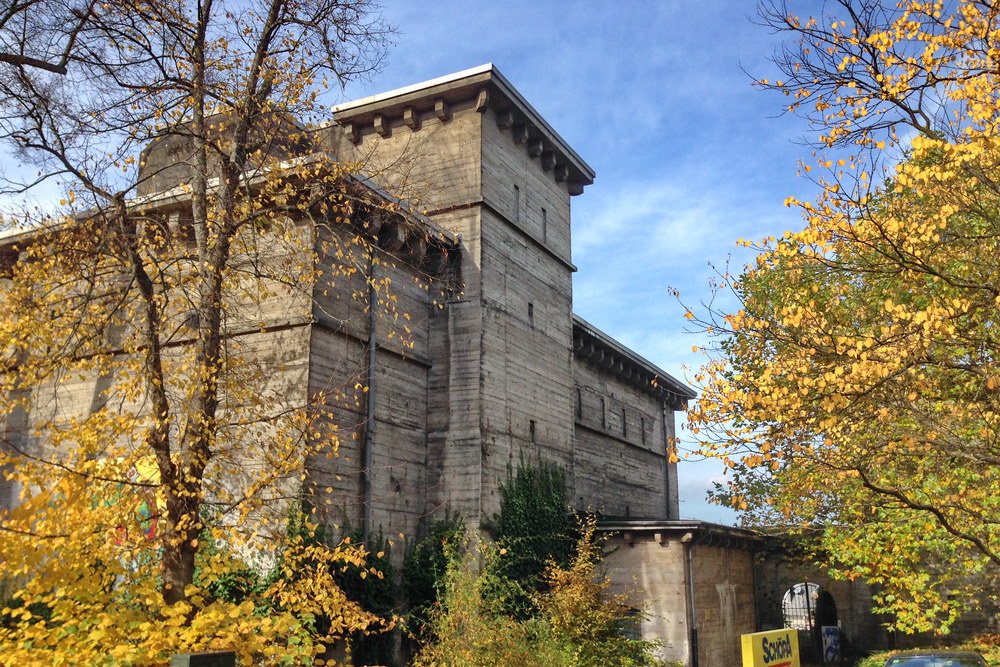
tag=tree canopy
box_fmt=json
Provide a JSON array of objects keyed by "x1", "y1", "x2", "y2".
[
  {"x1": 0, "y1": 0, "x2": 411, "y2": 664},
  {"x1": 688, "y1": 0, "x2": 1000, "y2": 633}
]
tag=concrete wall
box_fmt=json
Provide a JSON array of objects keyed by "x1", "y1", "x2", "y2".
[
  {"x1": 321, "y1": 101, "x2": 483, "y2": 226},
  {"x1": 0, "y1": 296, "x2": 315, "y2": 537},
  {"x1": 305, "y1": 213, "x2": 452, "y2": 548},
  {"x1": 692, "y1": 543, "x2": 757, "y2": 667},
  {"x1": 476, "y1": 97, "x2": 577, "y2": 524},
  {"x1": 573, "y1": 360, "x2": 674, "y2": 519},
  {"x1": 136, "y1": 115, "x2": 308, "y2": 197},
  {"x1": 477, "y1": 206, "x2": 575, "y2": 522},
  {"x1": 756, "y1": 550, "x2": 890, "y2": 656},
  {"x1": 480, "y1": 106, "x2": 573, "y2": 265},
  {"x1": 604, "y1": 533, "x2": 758, "y2": 667},
  {"x1": 0, "y1": 217, "x2": 316, "y2": 490},
  {"x1": 305, "y1": 325, "x2": 432, "y2": 543},
  {"x1": 324, "y1": 87, "x2": 584, "y2": 530},
  {"x1": 322, "y1": 99, "x2": 489, "y2": 531},
  {"x1": 605, "y1": 536, "x2": 691, "y2": 665}
]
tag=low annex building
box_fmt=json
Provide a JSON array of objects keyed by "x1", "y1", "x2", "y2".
[{"x1": 1, "y1": 64, "x2": 763, "y2": 666}]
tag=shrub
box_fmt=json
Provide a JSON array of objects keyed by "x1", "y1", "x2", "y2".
[
  {"x1": 537, "y1": 516, "x2": 664, "y2": 667},
  {"x1": 410, "y1": 543, "x2": 569, "y2": 667},
  {"x1": 333, "y1": 530, "x2": 397, "y2": 666},
  {"x1": 401, "y1": 514, "x2": 465, "y2": 639},
  {"x1": 488, "y1": 458, "x2": 576, "y2": 617},
  {"x1": 411, "y1": 519, "x2": 665, "y2": 667}
]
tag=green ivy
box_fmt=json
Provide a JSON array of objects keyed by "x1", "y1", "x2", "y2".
[
  {"x1": 401, "y1": 514, "x2": 465, "y2": 639},
  {"x1": 487, "y1": 458, "x2": 576, "y2": 618}
]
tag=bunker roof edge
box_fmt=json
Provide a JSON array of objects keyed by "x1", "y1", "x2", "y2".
[{"x1": 332, "y1": 63, "x2": 595, "y2": 187}]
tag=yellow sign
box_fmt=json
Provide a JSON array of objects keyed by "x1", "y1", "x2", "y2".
[{"x1": 741, "y1": 628, "x2": 801, "y2": 667}]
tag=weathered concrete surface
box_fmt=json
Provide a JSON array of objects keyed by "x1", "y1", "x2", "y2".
[
  {"x1": 604, "y1": 521, "x2": 761, "y2": 667},
  {"x1": 321, "y1": 64, "x2": 691, "y2": 536},
  {"x1": 5, "y1": 64, "x2": 747, "y2": 665}
]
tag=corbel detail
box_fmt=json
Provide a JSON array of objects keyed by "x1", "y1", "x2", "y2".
[
  {"x1": 373, "y1": 114, "x2": 390, "y2": 138},
  {"x1": 527, "y1": 137, "x2": 543, "y2": 158},
  {"x1": 0, "y1": 247, "x2": 17, "y2": 275},
  {"x1": 421, "y1": 245, "x2": 449, "y2": 275},
  {"x1": 475, "y1": 88, "x2": 490, "y2": 113},
  {"x1": 554, "y1": 164, "x2": 569, "y2": 182},
  {"x1": 401, "y1": 230, "x2": 428, "y2": 265},
  {"x1": 434, "y1": 98, "x2": 450, "y2": 122},
  {"x1": 511, "y1": 123, "x2": 528, "y2": 144},
  {"x1": 496, "y1": 108, "x2": 514, "y2": 129},
  {"x1": 403, "y1": 106, "x2": 419, "y2": 131},
  {"x1": 377, "y1": 220, "x2": 406, "y2": 252},
  {"x1": 540, "y1": 150, "x2": 555, "y2": 171},
  {"x1": 347, "y1": 122, "x2": 361, "y2": 145}
]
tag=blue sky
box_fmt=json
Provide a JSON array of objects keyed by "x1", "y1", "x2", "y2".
[
  {"x1": 328, "y1": 1, "x2": 826, "y2": 524},
  {"x1": 0, "y1": 1, "x2": 829, "y2": 524}
]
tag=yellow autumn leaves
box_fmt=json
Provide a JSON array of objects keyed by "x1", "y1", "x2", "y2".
[{"x1": 690, "y1": 0, "x2": 1000, "y2": 633}]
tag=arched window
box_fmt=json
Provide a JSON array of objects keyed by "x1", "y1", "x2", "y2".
[
  {"x1": 781, "y1": 582, "x2": 839, "y2": 661},
  {"x1": 781, "y1": 582, "x2": 821, "y2": 630}
]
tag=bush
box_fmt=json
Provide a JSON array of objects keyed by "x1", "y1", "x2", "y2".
[
  {"x1": 411, "y1": 518, "x2": 665, "y2": 667},
  {"x1": 401, "y1": 514, "x2": 465, "y2": 639},
  {"x1": 538, "y1": 517, "x2": 663, "y2": 666},
  {"x1": 488, "y1": 458, "x2": 576, "y2": 617},
  {"x1": 333, "y1": 530, "x2": 397, "y2": 666},
  {"x1": 410, "y1": 542, "x2": 569, "y2": 667}
]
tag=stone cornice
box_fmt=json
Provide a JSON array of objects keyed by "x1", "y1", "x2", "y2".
[
  {"x1": 0, "y1": 155, "x2": 460, "y2": 278},
  {"x1": 573, "y1": 315, "x2": 696, "y2": 410},
  {"x1": 331, "y1": 64, "x2": 596, "y2": 196},
  {"x1": 597, "y1": 519, "x2": 763, "y2": 551}
]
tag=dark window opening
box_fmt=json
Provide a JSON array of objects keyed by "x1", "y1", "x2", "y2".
[
  {"x1": 600, "y1": 398, "x2": 606, "y2": 428},
  {"x1": 528, "y1": 302, "x2": 534, "y2": 327},
  {"x1": 529, "y1": 419, "x2": 536, "y2": 443},
  {"x1": 576, "y1": 387, "x2": 582, "y2": 419},
  {"x1": 622, "y1": 407, "x2": 627, "y2": 437}
]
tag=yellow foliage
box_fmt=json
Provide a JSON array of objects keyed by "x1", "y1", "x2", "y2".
[
  {"x1": 694, "y1": 0, "x2": 1000, "y2": 634},
  {"x1": 0, "y1": 0, "x2": 418, "y2": 661}
]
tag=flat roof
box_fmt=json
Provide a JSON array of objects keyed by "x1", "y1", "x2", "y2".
[
  {"x1": 598, "y1": 519, "x2": 763, "y2": 548},
  {"x1": 333, "y1": 64, "x2": 595, "y2": 187},
  {"x1": 333, "y1": 64, "x2": 497, "y2": 115}
]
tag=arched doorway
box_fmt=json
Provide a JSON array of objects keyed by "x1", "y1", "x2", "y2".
[{"x1": 781, "y1": 582, "x2": 838, "y2": 662}]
